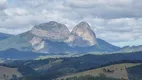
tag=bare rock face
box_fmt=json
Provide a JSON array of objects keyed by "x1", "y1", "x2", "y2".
[
  {"x1": 31, "y1": 21, "x2": 70, "y2": 41},
  {"x1": 65, "y1": 21, "x2": 97, "y2": 47},
  {"x1": 29, "y1": 21, "x2": 70, "y2": 52},
  {"x1": 29, "y1": 37, "x2": 45, "y2": 51}
]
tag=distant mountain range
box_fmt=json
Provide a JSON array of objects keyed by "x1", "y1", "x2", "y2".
[
  {"x1": 0, "y1": 21, "x2": 141, "y2": 54},
  {"x1": 120, "y1": 45, "x2": 142, "y2": 52}
]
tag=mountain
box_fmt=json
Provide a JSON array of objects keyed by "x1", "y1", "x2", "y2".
[
  {"x1": 65, "y1": 21, "x2": 97, "y2": 47},
  {"x1": 0, "y1": 32, "x2": 13, "y2": 40},
  {"x1": 29, "y1": 21, "x2": 70, "y2": 52},
  {"x1": 31, "y1": 21, "x2": 70, "y2": 41},
  {"x1": 0, "y1": 31, "x2": 34, "y2": 51},
  {"x1": 96, "y1": 38, "x2": 120, "y2": 52},
  {"x1": 0, "y1": 21, "x2": 120, "y2": 53},
  {"x1": 120, "y1": 45, "x2": 142, "y2": 52}
]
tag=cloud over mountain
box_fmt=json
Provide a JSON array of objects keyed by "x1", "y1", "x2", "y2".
[{"x1": 0, "y1": 0, "x2": 142, "y2": 46}]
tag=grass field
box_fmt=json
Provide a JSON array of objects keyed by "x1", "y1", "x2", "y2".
[
  {"x1": 57, "y1": 63, "x2": 140, "y2": 80},
  {"x1": 0, "y1": 66, "x2": 22, "y2": 80}
]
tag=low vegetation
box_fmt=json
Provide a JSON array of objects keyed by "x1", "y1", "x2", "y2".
[
  {"x1": 60, "y1": 74, "x2": 121, "y2": 80},
  {"x1": 0, "y1": 66, "x2": 22, "y2": 80},
  {"x1": 58, "y1": 63, "x2": 139, "y2": 80}
]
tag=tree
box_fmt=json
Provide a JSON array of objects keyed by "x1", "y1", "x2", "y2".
[{"x1": 10, "y1": 74, "x2": 18, "y2": 80}]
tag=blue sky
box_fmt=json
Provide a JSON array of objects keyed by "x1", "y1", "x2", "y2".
[{"x1": 0, "y1": 0, "x2": 142, "y2": 47}]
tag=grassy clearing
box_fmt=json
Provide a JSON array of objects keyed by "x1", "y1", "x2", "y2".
[{"x1": 0, "y1": 66, "x2": 22, "y2": 80}]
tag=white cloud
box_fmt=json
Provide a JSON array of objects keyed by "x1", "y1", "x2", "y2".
[
  {"x1": 65, "y1": 0, "x2": 132, "y2": 8},
  {"x1": 4, "y1": 8, "x2": 29, "y2": 16},
  {"x1": 65, "y1": 0, "x2": 142, "y2": 19},
  {"x1": 0, "y1": 0, "x2": 142, "y2": 46},
  {"x1": 0, "y1": 0, "x2": 7, "y2": 10},
  {"x1": 0, "y1": 0, "x2": 7, "y2": 4}
]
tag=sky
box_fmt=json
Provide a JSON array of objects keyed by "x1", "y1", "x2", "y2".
[{"x1": 0, "y1": 0, "x2": 142, "y2": 47}]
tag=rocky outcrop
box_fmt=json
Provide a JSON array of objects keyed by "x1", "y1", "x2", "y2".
[
  {"x1": 30, "y1": 21, "x2": 98, "y2": 52},
  {"x1": 29, "y1": 37, "x2": 45, "y2": 51},
  {"x1": 65, "y1": 21, "x2": 97, "y2": 47},
  {"x1": 30, "y1": 21, "x2": 70, "y2": 41}
]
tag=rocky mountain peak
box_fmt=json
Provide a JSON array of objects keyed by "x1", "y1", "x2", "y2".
[
  {"x1": 30, "y1": 21, "x2": 70, "y2": 41},
  {"x1": 34, "y1": 21, "x2": 64, "y2": 30},
  {"x1": 75, "y1": 21, "x2": 91, "y2": 29},
  {"x1": 65, "y1": 21, "x2": 97, "y2": 47},
  {"x1": 72, "y1": 21, "x2": 92, "y2": 35}
]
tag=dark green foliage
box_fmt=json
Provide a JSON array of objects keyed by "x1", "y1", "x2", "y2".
[
  {"x1": 10, "y1": 74, "x2": 23, "y2": 80},
  {"x1": 22, "y1": 72, "x2": 63, "y2": 80},
  {"x1": 10, "y1": 74, "x2": 19, "y2": 80},
  {"x1": 127, "y1": 64, "x2": 142, "y2": 80},
  {"x1": 63, "y1": 74, "x2": 120, "y2": 80},
  {"x1": 18, "y1": 66, "x2": 37, "y2": 76}
]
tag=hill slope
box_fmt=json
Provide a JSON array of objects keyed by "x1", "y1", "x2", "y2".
[
  {"x1": 57, "y1": 63, "x2": 140, "y2": 80},
  {"x1": 0, "y1": 31, "x2": 34, "y2": 51},
  {"x1": 0, "y1": 32, "x2": 13, "y2": 40},
  {"x1": 0, "y1": 66, "x2": 22, "y2": 80},
  {"x1": 127, "y1": 64, "x2": 142, "y2": 80}
]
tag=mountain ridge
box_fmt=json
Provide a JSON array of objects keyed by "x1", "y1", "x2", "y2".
[{"x1": 0, "y1": 21, "x2": 121, "y2": 54}]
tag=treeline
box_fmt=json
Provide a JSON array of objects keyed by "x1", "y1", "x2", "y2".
[
  {"x1": 78, "y1": 60, "x2": 142, "y2": 72},
  {"x1": 61, "y1": 74, "x2": 121, "y2": 80}
]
